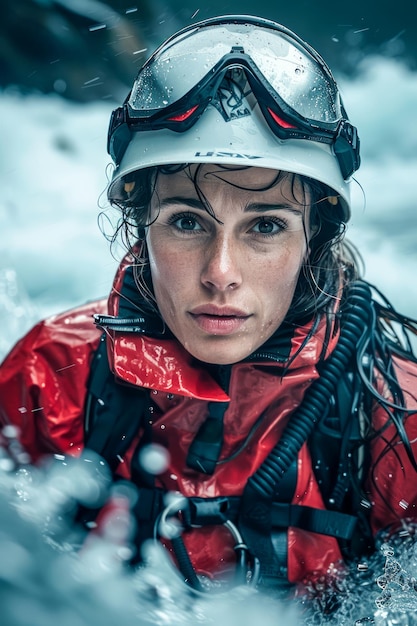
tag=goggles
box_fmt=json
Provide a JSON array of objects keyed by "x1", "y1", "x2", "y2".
[{"x1": 108, "y1": 16, "x2": 360, "y2": 180}]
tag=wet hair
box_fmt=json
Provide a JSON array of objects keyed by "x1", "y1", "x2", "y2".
[{"x1": 106, "y1": 163, "x2": 362, "y2": 324}]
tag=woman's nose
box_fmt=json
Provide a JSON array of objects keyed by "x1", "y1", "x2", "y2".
[{"x1": 200, "y1": 234, "x2": 243, "y2": 292}]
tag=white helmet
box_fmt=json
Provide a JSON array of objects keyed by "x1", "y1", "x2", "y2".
[{"x1": 107, "y1": 15, "x2": 360, "y2": 221}]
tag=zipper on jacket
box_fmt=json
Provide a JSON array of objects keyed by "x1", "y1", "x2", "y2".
[
  {"x1": 246, "y1": 351, "x2": 287, "y2": 364},
  {"x1": 93, "y1": 314, "x2": 167, "y2": 338}
]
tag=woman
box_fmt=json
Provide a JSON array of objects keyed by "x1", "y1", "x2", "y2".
[{"x1": 1, "y1": 15, "x2": 417, "y2": 594}]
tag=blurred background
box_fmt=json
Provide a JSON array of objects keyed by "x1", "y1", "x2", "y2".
[
  {"x1": 1, "y1": 0, "x2": 417, "y2": 357},
  {"x1": 2, "y1": 0, "x2": 416, "y2": 100}
]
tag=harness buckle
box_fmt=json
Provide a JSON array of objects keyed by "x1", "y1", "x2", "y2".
[
  {"x1": 188, "y1": 496, "x2": 231, "y2": 526},
  {"x1": 157, "y1": 495, "x2": 260, "y2": 589}
]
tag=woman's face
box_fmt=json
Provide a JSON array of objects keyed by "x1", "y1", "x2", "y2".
[{"x1": 146, "y1": 164, "x2": 311, "y2": 365}]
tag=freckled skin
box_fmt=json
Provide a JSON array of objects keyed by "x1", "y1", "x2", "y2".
[{"x1": 146, "y1": 164, "x2": 310, "y2": 365}]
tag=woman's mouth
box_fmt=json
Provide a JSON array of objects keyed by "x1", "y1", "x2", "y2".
[{"x1": 189, "y1": 306, "x2": 251, "y2": 335}]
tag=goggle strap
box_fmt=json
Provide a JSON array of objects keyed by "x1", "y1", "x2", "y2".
[
  {"x1": 334, "y1": 121, "x2": 360, "y2": 179},
  {"x1": 108, "y1": 107, "x2": 132, "y2": 165}
]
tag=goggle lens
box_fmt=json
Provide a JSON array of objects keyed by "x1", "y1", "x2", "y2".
[{"x1": 128, "y1": 22, "x2": 341, "y2": 124}]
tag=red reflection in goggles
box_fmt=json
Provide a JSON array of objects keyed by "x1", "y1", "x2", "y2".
[
  {"x1": 267, "y1": 107, "x2": 297, "y2": 129},
  {"x1": 168, "y1": 105, "x2": 200, "y2": 122}
]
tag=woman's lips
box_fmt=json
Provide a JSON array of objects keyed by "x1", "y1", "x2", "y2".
[{"x1": 189, "y1": 305, "x2": 251, "y2": 335}]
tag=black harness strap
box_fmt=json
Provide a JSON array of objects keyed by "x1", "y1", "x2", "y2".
[
  {"x1": 186, "y1": 400, "x2": 229, "y2": 474},
  {"x1": 271, "y1": 503, "x2": 357, "y2": 540},
  {"x1": 84, "y1": 334, "x2": 149, "y2": 474},
  {"x1": 186, "y1": 364, "x2": 232, "y2": 475},
  {"x1": 183, "y1": 494, "x2": 356, "y2": 541},
  {"x1": 92, "y1": 486, "x2": 357, "y2": 542}
]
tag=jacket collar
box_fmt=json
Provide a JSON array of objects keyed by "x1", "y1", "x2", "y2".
[{"x1": 97, "y1": 254, "x2": 340, "y2": 400}]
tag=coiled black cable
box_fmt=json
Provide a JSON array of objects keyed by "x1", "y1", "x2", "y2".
[
  {"x1": 247, "y1": 280, "x2": 373, "y2": 499},
  {"x1": 170, "y1": 535, "x2": 203, "y2": 591},
  {"x1": 172, "y1": 281, "x2": 373, "y2": 589}
]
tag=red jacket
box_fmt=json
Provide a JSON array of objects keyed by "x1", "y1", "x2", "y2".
[{"x1": 1, "y1": 255, "x2": 417, "y2": 585}]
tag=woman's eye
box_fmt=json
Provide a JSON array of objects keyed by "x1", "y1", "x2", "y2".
[
  {"x1": 171, "y1": 214, "x2": 202, "y2": 231},
  {"x1": 252, "y1": 219, "x2": 284, "y2": 235}
]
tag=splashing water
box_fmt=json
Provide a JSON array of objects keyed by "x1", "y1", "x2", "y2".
[
  {"x1": 1, "y1": 428, "x2": 417, "y2": 626},
  {"x1": 0, "y1": 430, "x2": 301, "y2": 626}
]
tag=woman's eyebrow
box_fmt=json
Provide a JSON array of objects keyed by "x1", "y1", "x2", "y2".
[
  {"x1": 244, "y1": 202, "x2": 304, "y2": 216},
  {"x1": 156, "y1": 197, "x2": 304, "y2": 216},
  {"x1": 157, "y1": 197, "x2": 205, "y2": 210}
]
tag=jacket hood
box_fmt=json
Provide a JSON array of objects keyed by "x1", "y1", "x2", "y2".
[{"x1": 97, "y1": 253, "x2": 341, "y2": 399}]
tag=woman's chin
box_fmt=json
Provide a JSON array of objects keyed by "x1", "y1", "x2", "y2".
[{"x1": 184, "y1": 336, "x2": 255, "y2": 366}]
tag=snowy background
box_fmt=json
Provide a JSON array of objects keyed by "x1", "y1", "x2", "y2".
[{"x1": 1, "y1": 54, "x2": 416, "y2": 360}]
